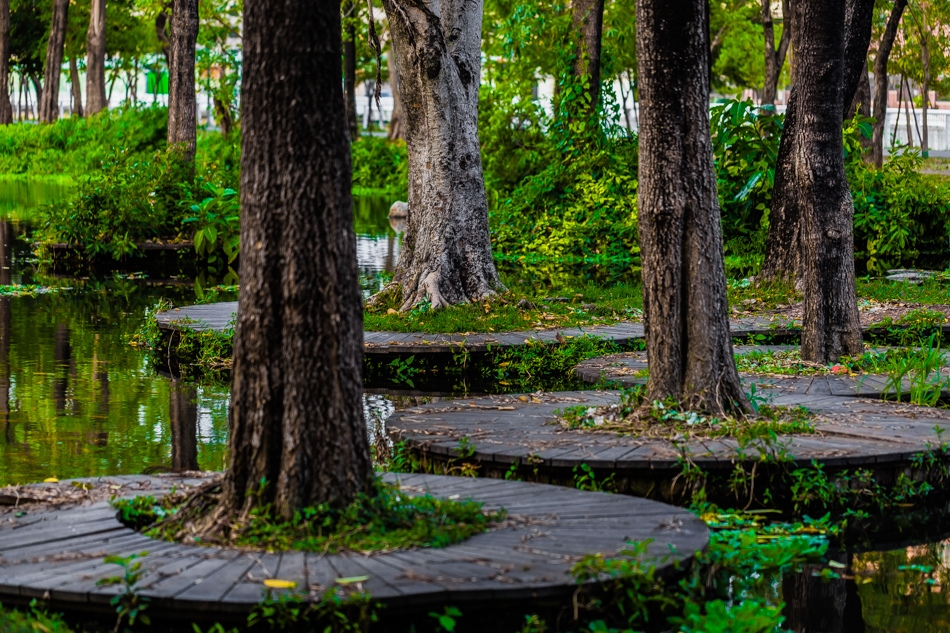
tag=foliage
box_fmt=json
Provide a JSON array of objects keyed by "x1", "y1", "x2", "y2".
[
  {"x1": 95, "y1": 551, "x2": 151, "y2": 632},
  {"x1": 113, "y1": 477, "x2": 504, "y2": 553},
  {"x1": 183, "y1": 183, "x2": 241, "y2": 279},
  {"x1": 0, "y1": 602, "x2": 79, "y2": 633},
  {"x1": 351, "y1": 136, "x2": 408, "y2": 195}
]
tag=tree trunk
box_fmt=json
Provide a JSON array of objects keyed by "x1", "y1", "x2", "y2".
[
  {"x1": 918, "y1": 6, "x2": 930, "y2": 157},
  {"x1": 760, "y1": 0, "x2": 791, "y2": 108},
  {"x1": 85, "y1": 0, "x2": 107, "y2": 115},
  {"x1": 69, "y1": 58, "x2": 83, "y2": 118},
  {"x1": 167, "y1": 0, "x2": 198, "y2": 166},
  {"x1": 904, "y1": 78, "x2": 914, "y2": 146},
  {"x1": 207, "y1": 0, "x2": 371, "y2": 525},
  {"x1": 570, "y1": 0, "x2": 605, "y2": 117},
  {"x1": 29, "y1": 74, "x2": 42, "y2": 118},
  {"x1": 156, "y1": 12, "x2": 171, "y2": 70},
  {"x1": 796, "y1": 0, "x2": 863, "y2": 363},
  {"x1": 760, "y1": 0, "x2": 873, "y2": 285},
  {"x1": 170, "y1": 380, "x2": 199, "y2": 471},
  {"x1": 377, "y1": 0, "x2": 505, "y2": 310},
  {"x1": 386, "y1": 48, "x2": 404, "y2": 140},
  {"x1": 848, "y1": 66, "x2": 871, "y2": 119},
  {"x1": 0, "y1": 0, "x2": 11, "y2": 125},
  {"x1": 213, "y1": 94, "x2": 233, "y2": 136},
  {"x1": 636, "y1": 0, "x2": 750, "y2": 416},
  {"x1": 38, "y1": 0, "x2": 68, "y2": 123},
  {"x1": 871, "y1": 0, "x2": 907, "y2": 168},
  {"x1": 343, "y1": 1, "x2": 358, "y2": 141}
]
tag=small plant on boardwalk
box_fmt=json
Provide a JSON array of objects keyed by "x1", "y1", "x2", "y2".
[
  {"x1": 96, "y1": 551, "x2": 150, "y2": 632},
  {"x1": 881, "y1": 335, "x2": 950, "y2": 406},
  {"x1": 113, "y1": 477, "x2": 503, "y2": 553},
  {"x1": 245, "y1": 589, "x2": 379, "y2": 632}
]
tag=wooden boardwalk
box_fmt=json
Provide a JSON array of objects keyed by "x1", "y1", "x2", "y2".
[{"x1": 0, "y1": 473, "x2": 706, "y2": 623}]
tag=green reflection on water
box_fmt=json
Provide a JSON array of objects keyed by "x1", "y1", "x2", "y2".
[{"x1": 0, "y1": 178, "x2": 73, "y2": 221}]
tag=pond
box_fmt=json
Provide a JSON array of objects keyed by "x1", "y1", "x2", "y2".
[{"x1": 1, "y1": 179, "x2": 949, "y2": 629}]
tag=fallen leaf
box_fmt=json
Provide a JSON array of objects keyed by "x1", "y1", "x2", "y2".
[
  {"x1": 335, "y1": 576, "x2": 370, "y2": 585},
  {"x1": 44, "y1": 478, "x2": 58, "y2": 483},
  {"x1": 387, "y1": 308, "x2": 397, "y2": 315},
  {"x1": 263, "y1": 579, "x2": 298, "y2": 589}
]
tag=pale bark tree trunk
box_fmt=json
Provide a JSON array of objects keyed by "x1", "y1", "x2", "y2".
[
  {"x1": 0, "y1": 0, "x2": 11, "y2": 125},
  {"x1": 796, "y1": 0, "x2": 863, "y2": 363},
  {"x1": 167, "y1": 0, "x2": 198, "y2": 167},
  {"x1": 207, "y1": 0, "x2": 371, "y2": 524},
  {"x1": 760, "y1": 0, "x2": 791, "y2": 108},
  {"x1": 343, "y1": 1, "x2": 358, "y2": 140},
  {"x1": 904, "y1": 78, "x2": 914, "y2": 146},
  {"x1": 38, "y1": 0, "x2": 68, "y2": 123},
  {"x1": 760, "y1": 0, "x2": 873, "y2": 285},
  {"x1": 872, "y1": 0, "x2": 907, "y2": 168},
  {"x1": 85, "y1": 0, "x2": 107, "y2": 115},
  {"x1": 915, "y1": 5, "x2": 930, "y2": 157},
  {"x1": 386, "y1": 48, "x2": 404, "y2": 140},
  {"x1": 571, "y1": 0, "x2": 605, "y2": 116},
  {"x1": 637, "y1": 0, "x2": 750, "y2": 416},
  {"x1": 69, "y1": 58, "x2": 83, "y2": 118},
  {"x1": 377, "y1": 0, "x2": 505, "y2": 310}
]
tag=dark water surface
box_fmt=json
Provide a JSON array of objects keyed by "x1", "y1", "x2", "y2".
[{"x1": 1, "y1": 180, "x2": 949, "y2": 630}]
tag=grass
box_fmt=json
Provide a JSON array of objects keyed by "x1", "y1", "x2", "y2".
[
  {"x1": 728, "y1": 276, "x2": 950, "y2": 311},
  {"x1": 0, "y1": 603, "x2": 78, "y2": 633},
  {"x1": 734, "y1": 346, "x2": 946, "y2": 376},
  {"x1": 113, "y1": 476, "x2": 504, "y2": 554},
  {"x1": 364, "y1": 282, "x2": 643, "y2": 333}
]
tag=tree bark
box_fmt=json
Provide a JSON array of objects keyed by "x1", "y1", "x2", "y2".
[
  {"x1": 848, "y1": 65, "x2": 871, "y2": 119},
  {"x1": 760, "y1": 0, "x2": 873, "y2": 285},
  {"x1": 571, "y1": 0, "x2": 605, "y2": 116},
  {"x1": 377, "y1": 0, "x2": 505, "y2": 310},
  {"x1": 343, "y1": 1, "x2": 358, "y2": 140},
  {"x1": 209, "y1": 0, "x2": 371, "y2": 524},
  {"x1": 636, "y1": 0, "x2": 750, "y2": 416},
  {"x1": 38, "y1": 0, "x2": 68, "y2": 123},
  {"x1": 871, "y1": 0, "x2": 907, "y2": 168},
  {"x1": 167, "y1": 0, "x2": 198, "y2": 166},
  {"x1": 0, "y1": 0, "x2": 12, "y2": 125},
  {"x1": 796, "y1": 0, "x2": 863, "y2": 363},
  {"x1": 85, "y1": 0, "x2": 107, "y2": 115},
  {"x1": 760, "y1": 0, "x2": 791, "y2": 108},
  {"x1": 386, "y1": 48, "x2": 404, "y2": 140},
  {"x1": 156, "y1": 11, "x2": 171, "y2": 70},
  {"x1": 916, "y1": 5, "x2": 930, "y2": 157},
  {"x1": 68, "y1": 58, "x2": 83, "y2": 118}
]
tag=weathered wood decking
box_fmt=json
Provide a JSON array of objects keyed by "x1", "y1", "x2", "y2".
[{"x1": 0, "y1": 473, "x2": 706, "y2": 623}]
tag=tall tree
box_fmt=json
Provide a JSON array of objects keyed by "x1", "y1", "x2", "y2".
[
  {"x1": 0, "y1": 0, "x2": 11, "y2": 124},
  {"x1": 760, "y1": 0, "x2": 874, "y2": 286},
  {"x1": 195, "y1": 0, "x2": 371, "y2": 528},
  {"x1": 570, "y1": 0, "x2": 605, "y2": 117},
  {"x1": 386, "y1": 47, "x2": 404, "y2": 140},
  {"x1": 167, "y1": 0, "x2": 198, "y2": 165},
  {"x1": 636, "y1": 0, "x2": 750, "y2": 415},
  {"x1": 37, "y1": 0, "x2": 68, "y2": 122},
  {"x1": 760, "y1": 0, "x2": 791, "y2": 108},
  {"x1": 871, "y1": 2, "x2": 906, "y2": 166},
  {"x1": 377, "y1": 0, "x2": 505, "y2": 310},
  {"x1": 68, "y1": 57, "x2": 83, "y2": 116},
  {"x1": 85, "y1": 0, "x2": 107, "y2": 115},
  {"x1": 795, "y1": 0, "x2": 863, "y2": 362},
  {"x1": 343, "y1": 1, "x2": 358, "y2": 140}
]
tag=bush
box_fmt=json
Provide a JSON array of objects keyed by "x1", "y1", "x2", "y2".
[
  {"x1": 351, "y1": 136, "x2": 407, "y2": 194},
  {"x1": 0, "y1": 603, "x2": 78, "y2": 633}
]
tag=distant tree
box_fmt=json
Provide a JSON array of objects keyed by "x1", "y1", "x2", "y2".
[
  {"x1": 37, "y1": 0, "x2": 68, "y2": 122},
  {"x1": 196, "y1": 0, "x2": 372, "y2": 529},
  {"x1": 167, "y1": 0, "x2": 198, "y2": 165},
  {"x1": 85, "y1": 0, "x2": 107, "y2": 114},
  {"x1": 636, "y1": 0, "x2": 750, "y2": 415},
  {"x1": 871, "y1": 0, "x2": 907, "y2": 167},
  {"x1": 0, "y1": 0, "x2": 12, "y2": 124},
  {"x1": 760, "y1": 0, "x2": 791, "y2": 107},
  {"x1": 376, "y1": 0, "x2": 506, "y2": 309},
  {"x1": 569, "y1": 0, "x2": 604, "y2": 119},
  {"x1": 343, "y1": 0, "x2": 357, "y2": 140}
]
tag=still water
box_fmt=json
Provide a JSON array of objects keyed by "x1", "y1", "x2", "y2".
[{"x1": 1, "y1": 180, "x2": 949, "y2": 631}]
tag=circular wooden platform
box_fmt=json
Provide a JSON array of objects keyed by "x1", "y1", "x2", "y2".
[{"x1": 0, "y1": 473, "x2": 706, "y2": 624}]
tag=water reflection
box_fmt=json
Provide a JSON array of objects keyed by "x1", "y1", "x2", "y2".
[{"x1": 783, "y1": 553, "x2": 866, "y2": 633}]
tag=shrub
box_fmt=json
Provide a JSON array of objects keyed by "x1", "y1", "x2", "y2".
[{"x1": 351, "y1": 136, "x2": 407, "y2": 194}]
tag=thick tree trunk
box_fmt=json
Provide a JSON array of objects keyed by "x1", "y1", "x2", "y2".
[
  {"x1": 760, "y1": 0, "x2": 791, "y2": 108},
  {"x1": 343, "y1": 1, "x2": 358, "y2": 140},
  {"x1": 210, "y1": 0, "x2": 371, "y2": 524},
  {"x1": 760, "y1": 0, "x2": 873, "y2": 284},
  {"x1": 69, "y1": 58, "x2": 83, "y2": 118},
  {"x1": 796, "y1": 0, "x2": 863, "y2": 363},
  {"x1": 378, "y1": 0, "x2": 505, "y2": 310},
  {"x1": 167, "y1": 0, "x2": 198, "y2": 166},
  {"x1": 38, "y1": 0, "x2": 68, "y2": 123},
  {"x1": 0, "y1": 0, "x2": 11, "y2": 125},
  {"x1": 85, "y1": 0, "x2": 107, "y2": 115},
  {"x1": 871, "y1": 0, "x2": 907, "y2": 168},
  {"x1": 386, "y1": 49, "x2": 404, "y2": 140},
  {"x1": 636, "y1": 0, "x2": 750, "y2": 416},
  {"x1": 571, "y1": 0, "x2": 605, "y2": 116}
]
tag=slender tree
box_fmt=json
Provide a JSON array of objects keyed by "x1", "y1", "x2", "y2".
[
  {"x1": 68, "y1": 58, "x2": 83, "y2": 117},
  {"x1": 38, "y1": 0, "x2": 69, "y2": 122},
  {"x1": 0, "y1": 0, "x2": 11, "y2": 124},
  {"x1": 636, "y1": 0, "x2": 750, "y2": 415},
  {"x1": 386, "y1": 47, "x2": 404, "y2": 140},
  {"x1": 871, "y1": 0, "x2": 907, "y2": 167},
  {"x1": 167, "y1": 0, "x2": 198, "y2": 165},
  {"x1": 760, "y1": 0, "x2": 791, "y2": 108},
  {"x1": 85, "y1": 0, "x2": 107, "y2": 115},
  {"x1": 343, "y1": 1, "x2": 358, "y2": 140},
  {"x1": 376, "y1": 0, "x2": 505, "y2": 310},
  {"x1": 570, "y1": 0, "x2": 605, "y2": 116},
  {"x1": 195, "y1": 0, "x2": 371, "y2": 529},
  {"x1": 795, "y1": 0, "x2": 863, "y2": 362}
]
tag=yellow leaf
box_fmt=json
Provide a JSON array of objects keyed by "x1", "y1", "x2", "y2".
[
  {"x1": 387, "y1": 308, "x2": 397, "y2": 315},
  {"x1": 44, "y1": 478, "x2": 59, "y2": 483},
  {"x1": 263, "y1": 579, "x2": 298, "y2": 589},
  {"x1": 335, "y1": 575, "x2": 369, "y2": 585}
]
